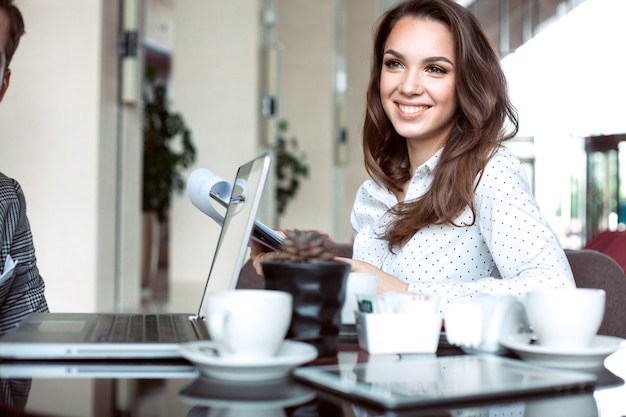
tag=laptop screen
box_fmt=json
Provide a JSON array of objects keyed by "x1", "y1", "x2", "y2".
[{"x1": 197, "y1": 153, "x2": 271, "y2": 318}]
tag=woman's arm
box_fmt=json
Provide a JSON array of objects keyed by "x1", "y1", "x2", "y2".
[{"x1": 336, "y1": 256, "x2": 409, "y2": 294}]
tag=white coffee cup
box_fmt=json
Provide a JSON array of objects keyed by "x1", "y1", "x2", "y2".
[
  {"x1": 524, "y1": 288, "x2": 605, "y2": 350},
  {"x1": 341, "y1": 272, "x2": 378, "y2": 324},
  {"x1": 204, "y1": 289, "x2": 292, "y2": 360}
]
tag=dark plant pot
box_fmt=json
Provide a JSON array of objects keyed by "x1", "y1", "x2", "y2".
[{"x1": 261, "y1": 260, "x2": 350, "y2": 357}]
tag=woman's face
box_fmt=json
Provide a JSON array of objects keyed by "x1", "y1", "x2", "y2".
[{"x1": 380, "y1": 17, "x2": 457, "y2": 150}]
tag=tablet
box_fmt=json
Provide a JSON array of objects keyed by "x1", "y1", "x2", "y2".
[{"x1": 293, "y1": 354, "x2": 596, "y2": 410}]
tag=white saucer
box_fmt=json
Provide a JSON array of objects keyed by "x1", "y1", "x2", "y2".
[
  {"x1": 501, "y1": 333, "x2": 626, "y2": 369},
  {"x1": 179, "y1": 340, "x2": 318, "y2": 381},
  {"x1": 604, "y1": 346, "x2": 626, "y2": 379}
]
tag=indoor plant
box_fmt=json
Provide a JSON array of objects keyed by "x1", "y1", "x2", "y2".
[
  {"x1": 141, "y1": 67, "x2": 196, "y2": 293},
  {"x1": 274, "y1": 120, "x2": 309, "y2": 222},
  {"x1": 261, "y1": 230, "x2": 350, "y2": 357},
  {"x1": 142, "y1": 68, "x2": 196, "y2": 222}
]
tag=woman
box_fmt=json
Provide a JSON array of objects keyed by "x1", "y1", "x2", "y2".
[{"x1": 341, "y1": 0, "x2": 574, "y2": 300}]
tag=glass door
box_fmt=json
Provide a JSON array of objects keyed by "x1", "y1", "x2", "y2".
[{"x1": 584, "y1": 134, "x2": 626, "y2": 242}]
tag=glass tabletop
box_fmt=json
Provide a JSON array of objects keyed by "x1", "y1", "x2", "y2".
[{"x1": 0, "y1": 342, "x2": 624, "y2": 417}]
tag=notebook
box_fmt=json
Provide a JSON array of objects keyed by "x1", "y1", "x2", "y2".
[
  {"x1": 293, "y1": 354, "x2": 597, "y2": 411},
  {"x1": 0, "y1": 153, "x2": 272, "y2": 359}
]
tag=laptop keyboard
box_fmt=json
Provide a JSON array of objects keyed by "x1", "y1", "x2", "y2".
[{"x1": 87, "y1": 314, "x2": 202, "y2": 343}]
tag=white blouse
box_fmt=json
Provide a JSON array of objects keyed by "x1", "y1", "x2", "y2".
[{"x1": 351, "y1": 147, "x2": 575, "y2": 302}]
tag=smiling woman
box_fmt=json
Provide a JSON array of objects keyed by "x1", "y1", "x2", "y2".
[{"x1": 345, "y1": 0, "x2": 575, "y2": 303}]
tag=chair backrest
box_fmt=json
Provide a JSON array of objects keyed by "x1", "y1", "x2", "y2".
[{"x1": 565, "y1": 249, "x2": 626, "y2": 339}]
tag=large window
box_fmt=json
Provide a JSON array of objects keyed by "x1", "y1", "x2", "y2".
[{"x1": 467, "y1": 0, "x2": 586, "y2": 56}]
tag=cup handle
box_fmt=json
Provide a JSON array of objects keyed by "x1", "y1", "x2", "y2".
[{"x1": 208, "y1": 310, "x2": 233, "y2": 354}]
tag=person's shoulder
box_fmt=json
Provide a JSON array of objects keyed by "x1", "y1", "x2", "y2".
[
  {"x1": 484, "y1": 146, "x2": 525, "y2": 174},
  {"x1": 478, "y1": 146, "x2": 531, "y2": 193},
  {"x1": 0, "y1": 172, "x2": 21, "y2": 200},
  {"x1": 0, "y1": 172, "x2": 15, "y2": 189},
  {"x1": 357, "y1": 177, "x2": 386, "y2": 196}
]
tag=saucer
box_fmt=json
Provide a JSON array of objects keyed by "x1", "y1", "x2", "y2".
[
  {"x1": 501, "y1": 333, "x2": 626, "y2": 369},
  {"x1": 604, "y1": 346, "x2": 626, "y2": 379},
  {"x1": 179, "y1": 340, "x2": 318, "y2": 381}
]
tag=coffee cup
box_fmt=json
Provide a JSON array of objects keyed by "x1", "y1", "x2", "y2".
[
  {"x1": 341, "y1": 272, "x2": 378, "y2": 324},
  {"x1": 524, "y1": 288, "x2": 605, "y2": 350},
  {"x1": 204, "y1": 289, "x2": 292, "y2": 360}
]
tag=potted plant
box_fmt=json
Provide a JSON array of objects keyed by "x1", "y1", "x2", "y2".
[
  {"x1": 141, "y1": 67, "x2": 196, "y2": 293},
  {"x1": 274, "y1": 120, "x2": 309, "y2": 224},
  {"x1": 261, "y1": 229, "x2": 350, "y2": 357},
  {"x1": 142, "y1": 68, "x2": 196, "y2": 222}
]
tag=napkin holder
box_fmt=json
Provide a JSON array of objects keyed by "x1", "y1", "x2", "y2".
[
  {"x1": 356, "y1": 311, "x2": 442, "y2": 354},
  {"x1": 445, "y1": 294, "x2": 530, "y2": 354}
]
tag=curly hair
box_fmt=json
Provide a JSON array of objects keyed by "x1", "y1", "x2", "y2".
[
  {"x1": 363, "y1": 0, "x2": 519, "y2": 250},
  {"x1": 0, "y1": 0, "x2": 25, "y2": 70}
]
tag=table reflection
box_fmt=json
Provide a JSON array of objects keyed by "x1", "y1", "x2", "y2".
[
  {"x1": 179, "y1": 376, "x2": 317, "y2": 416},
  {"x1": 0, "y1": 378, "x2": 31, "y2": 410},
  {"x1": 0, "y1": 347, "x2": 624, "y2": 417}
]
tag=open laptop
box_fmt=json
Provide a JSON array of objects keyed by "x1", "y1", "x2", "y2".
[{"x1": 0, "y1": 153, "x2": 272, "y2": 359}]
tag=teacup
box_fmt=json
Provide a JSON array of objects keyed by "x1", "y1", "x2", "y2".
[
  {"x1": 341, "y1": 272, "x2": 378, "y2": 324},
  {"x1": 203, "y1": 289, "x2": 292, "y2": 360},
  {"x1": 524, "y1": 288, "x2": 605, "y2": 350}
]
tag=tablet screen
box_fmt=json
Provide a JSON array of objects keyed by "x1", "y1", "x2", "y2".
[{"x1": 293, "y1": 355, "x2": 596, "y2": 410}]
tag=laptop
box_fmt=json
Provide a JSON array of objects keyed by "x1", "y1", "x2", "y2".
[
  {"x1": 0, "y1": 153, "x2": 272, "y2": 359},
  {"x1": 293, "y1": 354, "x2": 597, "y2": 411}
]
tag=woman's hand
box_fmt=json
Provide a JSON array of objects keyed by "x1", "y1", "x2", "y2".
[
  {"x1": 336, "y1": 257, "x2": 409, "y2": 294},
  {"x1": 250, "y1": 241, "x2": 276, "y2": 277},
  {"x1": 249, "y1": 231, "x2": 286, "y2": 276}
]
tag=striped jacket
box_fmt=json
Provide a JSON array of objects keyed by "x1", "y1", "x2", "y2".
[{"x1": 0, "y1": 173, "x2": 48, "y2": 335}]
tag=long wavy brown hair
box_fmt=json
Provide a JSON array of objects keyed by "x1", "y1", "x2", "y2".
[{"x1": 363, "y1": 0, "x2": 519, "y2": 250}]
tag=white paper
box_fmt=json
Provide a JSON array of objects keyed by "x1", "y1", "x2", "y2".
[
  {"x1": 186, "y1": 168, "x2": 232, "y2": 226},
  {"x1": 186, "y1": 167, "x2": 284, "y2": 250},
  {"x1": 0, "y1": 255, "x2": 18, "y2": 285}
]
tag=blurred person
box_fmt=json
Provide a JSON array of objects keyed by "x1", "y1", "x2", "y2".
[
  {"x1": 1, "y1": 0, "x2": 48, "y2": 410},
  {"x1": 253, "y1": 0, "x2": 574, "y2": 302}
]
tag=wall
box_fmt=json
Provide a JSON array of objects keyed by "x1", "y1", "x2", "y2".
[
  {"x1": 343, "y1": 0, "x2": 382, "y2": 242},
  {"x1": 164, "y1": 0, "x2": 379, "y2": 286},
  {"x1": 272, "y1": 0, "x2": 337, "y2": 235},
  {"x1": 158, "y1": 0, "x2": 377, "y2": 289},
  {"x1": 0, "y1": 0, "x2": 141, "y2": 312},
  {"x1": 168, "y1": 0, "x2": 262, "y2": 286},
  {"x1": 268, "y1": 0, "x2": 383, "y2": 243}
]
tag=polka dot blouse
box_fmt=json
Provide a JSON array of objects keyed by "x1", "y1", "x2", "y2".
[{"x1": 350, "y1": 147, "x2": 575, "y2": 302}]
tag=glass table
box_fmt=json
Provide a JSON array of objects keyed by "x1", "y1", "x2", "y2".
[{"x1": 1, "y1": 341, "x2": 624, "y2": 417}]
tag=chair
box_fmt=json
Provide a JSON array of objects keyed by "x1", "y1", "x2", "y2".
[
  {"x1": 565, "y1": 249, "x2": 626, "y2": 339},
  {"x1": 583, "y1": 230, "x2": 626, "y2": 272},
  {"x1": 236, "y1": 243, "x2": 353, "y2": 290}
]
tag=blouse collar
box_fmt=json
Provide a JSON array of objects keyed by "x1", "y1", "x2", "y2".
[{"x1": 414, "y1": 148, "x2": 443, "y2": 176}]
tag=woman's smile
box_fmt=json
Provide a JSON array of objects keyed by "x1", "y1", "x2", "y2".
[{"x1": 397, "y1": 102, "x2": 430, "y2": 117}]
